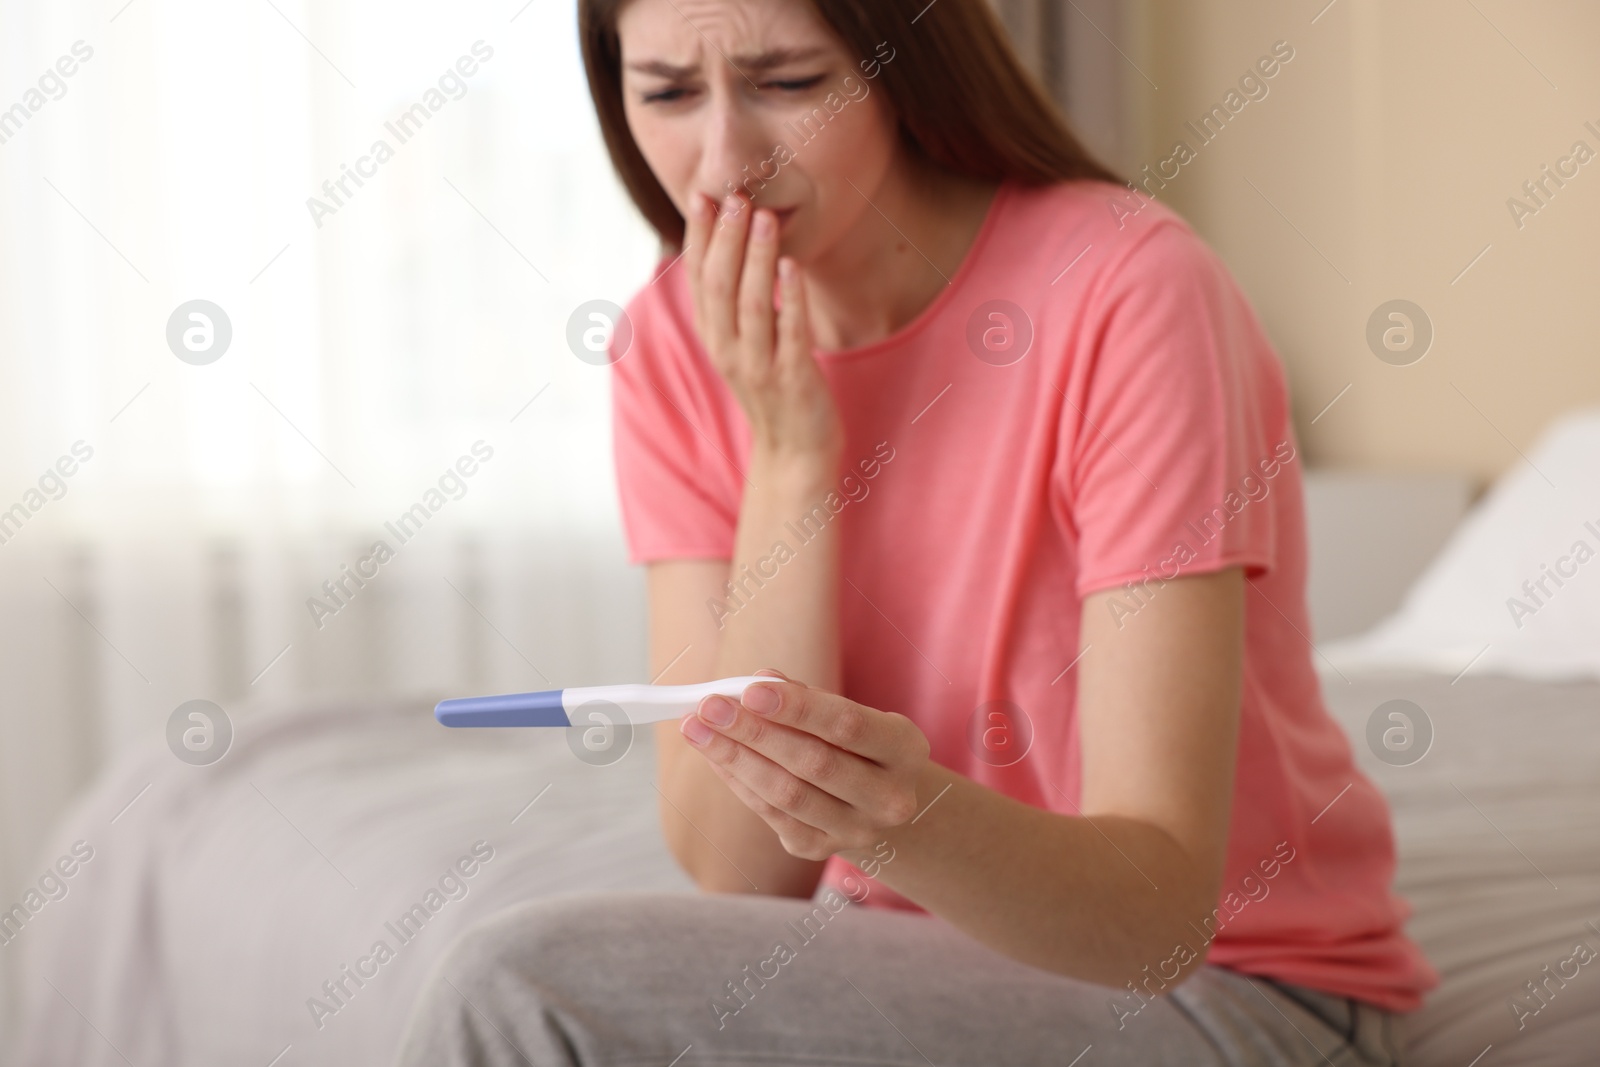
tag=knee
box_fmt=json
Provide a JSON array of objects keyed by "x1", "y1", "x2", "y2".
[
  {"x1": 398, "y1": 898, "x2": 621, "y2": 1066},
  {"x1": 435, "y1": 896, "x2": 614, "y2": 997},
  {"x1": 400, "y1": 894, "x2": 718, "y2": 1066},
  {"x1": 436, "y1": 893, "x2": 707, "y2": 998}
]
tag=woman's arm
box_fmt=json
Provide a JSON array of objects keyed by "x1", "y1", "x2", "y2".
[
  {"x1": 648, "y1": 192, "x2": 848, "y2": 898},
  {"x1": 677, "y1": 566, "x2": 1243, "y2": 988},
  {"x1": 647, "y1": 453, "x2": 841, "y2": 897}
]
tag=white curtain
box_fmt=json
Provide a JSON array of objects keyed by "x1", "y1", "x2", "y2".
[{"x1": 0, "y1": 0, "x2": 660, "y2": 994}]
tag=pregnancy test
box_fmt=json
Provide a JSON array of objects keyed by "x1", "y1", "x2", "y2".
[{"x1": 434, "y1": 675, "x2": 773, "y2": 728}]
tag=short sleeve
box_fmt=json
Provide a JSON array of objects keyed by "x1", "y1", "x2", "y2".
[
  {"x1": 1062, "y1": 219, "x2": 1287, "y2": 598},
  {"x1": 609, "y1": 274, "x2": 743, "y2": 566}
]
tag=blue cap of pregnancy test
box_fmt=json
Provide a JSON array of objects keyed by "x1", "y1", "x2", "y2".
[{"x1": 435, "y1": 689, "x2": 571, "y2": 728}]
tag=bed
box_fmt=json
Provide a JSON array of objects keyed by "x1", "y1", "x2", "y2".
[{"x1": 11, "y1": 411, "x2": 1600, "y2": 1066}]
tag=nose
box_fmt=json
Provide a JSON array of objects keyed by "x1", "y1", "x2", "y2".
[{"x1": 696, "y1": 90, "x2": 765, "y2": 207}]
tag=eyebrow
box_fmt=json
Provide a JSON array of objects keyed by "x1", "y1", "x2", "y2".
[{"x1": 624, "y1": 46, "x2": 830, "y2": 79}]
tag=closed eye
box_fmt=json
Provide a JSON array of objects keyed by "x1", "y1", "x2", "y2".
[
  {"x1": 764, "y1": 75, "x2": 825, "y2": 92},
  {"x1": 641, "y1": 87, "x2": 691, "y2": 104},
  {"x1": 638, "y1": 74, "x2": 827, "y2": 105}
]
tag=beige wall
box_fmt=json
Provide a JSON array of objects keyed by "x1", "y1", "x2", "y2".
[{"x1": 1105, "y1": 0, "x2": 1600, "y2": 482}]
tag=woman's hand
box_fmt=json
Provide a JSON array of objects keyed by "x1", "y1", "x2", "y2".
[
  {"x1": 677, "y1": 669, "x2": 931, "y2": 861},
  {"x1": 683, "y1": 193, "x2": 843, "y2": 464}
]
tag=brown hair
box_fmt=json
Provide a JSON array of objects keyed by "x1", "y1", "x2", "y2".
[{"x1": 578, "y1": 0, "x2": 1123, "y2": 251}]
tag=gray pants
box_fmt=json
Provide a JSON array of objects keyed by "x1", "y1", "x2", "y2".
[{"x1": 396, "y1": 892, "x2": 1405, "y2": 1067}]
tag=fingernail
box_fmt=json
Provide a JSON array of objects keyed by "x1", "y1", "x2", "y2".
[
  {"x1": 753, "y1": 210, "x2": 776, "y2": 239},
  {"x1": 742, "y1": 684, "x2": 780, "y2": 716},
  {"x1": 700, "y1": 694, "x2": 737, "y2": 727},
  {"x1": 681, "y1": 716, "x2": 714, "y2": 746},
  {"x1": 722, "y1": 194, "x2": 742, "y2": 217}
]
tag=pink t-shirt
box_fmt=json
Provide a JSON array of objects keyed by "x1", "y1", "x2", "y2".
[{"x1": 609, "y1": 178, "x2": 1438, "y2": 1012}]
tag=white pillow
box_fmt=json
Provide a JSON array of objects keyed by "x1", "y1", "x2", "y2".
[{"x1": 1326, "y1": 408, "x2": 1600, "y2": 680}]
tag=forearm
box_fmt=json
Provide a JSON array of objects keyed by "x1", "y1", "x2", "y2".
[
  {"x1": 843, "y1": 762, "x2": 1223, "y2": 989},
  {"x1": 711, "y1": 449, "x2": 842, "y2": 691},
  {"x1": 658, "y1": 449, "x2": 842, "y2": 896}
]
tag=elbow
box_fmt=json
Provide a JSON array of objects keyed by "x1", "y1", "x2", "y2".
[
  {"x1": 1115, "y1": 837, "x2": 1229, "y2": 993},
  {"x1": 1087, "y1": 870, "x2": 1223, "y2": 995},
  {"x1": 1101, "y1": 932, "x2": 1213, "y2": 1013}
]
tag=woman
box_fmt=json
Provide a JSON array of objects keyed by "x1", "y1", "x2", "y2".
[{"x1": 399, "y1": 1, "x2": 1437, "y2": 1063}]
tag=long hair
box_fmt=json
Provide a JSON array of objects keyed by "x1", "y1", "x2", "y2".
[{"x1": 578, "y1": 0, "x2": 1123, "y2": 251}]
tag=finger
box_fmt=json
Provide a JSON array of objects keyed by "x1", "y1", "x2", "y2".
[
  {"x1": 705, "y1": 760, "x2": 836, "y2": 861},
  {"x1": 753, "y1": 666, "x2": 792, "y2": 681},
  {"x1": 702, "y1": 752, "x2": 820, "y2": 839},
  {"x1": 697, "y1": 695, "x2": 886, "y2": 811},
  {"x1": 683, "y1": 712, "x2": 855, "y2": 830},
  {"x1": 735, "y1": 208, "x2": 781, "y2": 370},
  {"x1": 774, "y1": 256, "x2": 813, "y2": 374},
  {"x1": 701, "y1": 193, "x2": 752, "y2": 361},
  {"x1": 682, "y1": 192, "x2": 716, "y2": 328},
  {"x1": 737, "y1": 681, "x2": 902, "y2": 762}
]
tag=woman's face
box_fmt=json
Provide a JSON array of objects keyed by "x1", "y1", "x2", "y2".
[{"x1": 616, "y1": 0, "x2": 900, "y2": 262}]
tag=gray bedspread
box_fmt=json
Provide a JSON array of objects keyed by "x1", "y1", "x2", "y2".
[
  {"x1": 1320, "y1": 673, "x2": 1600, "y2": 1067},
  {"x1": 8, "y1": 673, "x2": 1599, "y2": 1066},
  {"x1": 8, "y1": 693, "x2": 693, "y2": 1066}
]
